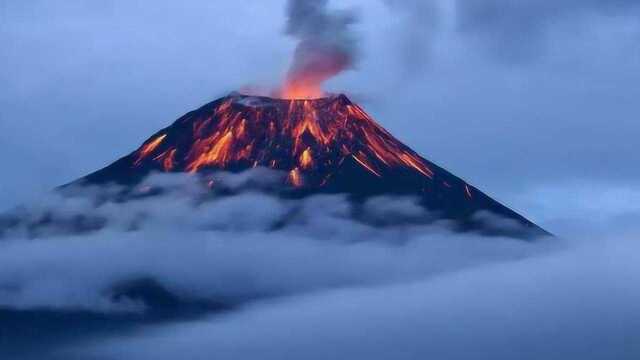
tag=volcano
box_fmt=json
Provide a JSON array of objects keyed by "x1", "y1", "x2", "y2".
[{"x1": 72, "y1": 93, "x2": 546, "y2": 237}]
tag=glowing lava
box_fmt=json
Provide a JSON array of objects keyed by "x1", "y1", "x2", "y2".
[
  {"x1": 134, "y1": 134, "x2": 166, "y2": 165},
  {"x1": 131, "y1": 94, "x2": 438, "y2": 184},
  {"x1": 280, "y1": 79, "x2": 325, "y2": 100},
  {"x1": 279, "y1": 42, "x2": 351, "y2": 99},
  {"x1": 124, "y1": 93, "x2": 472, "y2": 196}
]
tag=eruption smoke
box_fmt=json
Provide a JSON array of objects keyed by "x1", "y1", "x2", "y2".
[{"x1": 281, "y1": 0, "x2": 358, "y2": 99}]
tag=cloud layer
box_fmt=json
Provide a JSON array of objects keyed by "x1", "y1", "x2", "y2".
[
  {"x1": 73, "y1": 226, "x2": 640, "y2": 360},
  {"x1": 0, "y1": 172, "x2": 544, "y2": 313},
  {"x1": 3, "y1": 172, "x2": 637, "y2": 360}
]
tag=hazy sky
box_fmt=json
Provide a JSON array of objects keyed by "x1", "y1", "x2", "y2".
[
  {"x1": 2, "y1": 0, "x2": 639, "y2": 231},
  {"x1": 2, "y1": 2, "x2": 640, "y2": 359}
]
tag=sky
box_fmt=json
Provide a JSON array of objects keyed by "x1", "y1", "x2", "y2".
[
  {"x1": 1, "y1": 0, "x2": 640, "y2": 232},
  {"x1": 1, "y1": 1, "x2": 640, "y2": 359}
]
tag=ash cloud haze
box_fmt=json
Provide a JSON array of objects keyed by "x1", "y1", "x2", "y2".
[
  {"x1": 281, "y1": 0, "x2": 359, "y2": 97},
  {"x1": 383, "y1": 0, "x2": 441, "y2": 73},
  {"x1": 456, "y1": 0, "x2": 640, "y2": 62}
]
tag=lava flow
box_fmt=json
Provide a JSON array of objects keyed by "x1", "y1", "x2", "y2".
[{"x1": 124, "y1": 93, "x2": 436, "y2": 190}]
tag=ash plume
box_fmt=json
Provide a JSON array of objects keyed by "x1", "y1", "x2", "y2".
[
  {"x1": 281, "y1": 0, "x2": 359, "y2": 98},
  {"x1": 383, "y1": 0, "x2": 441, "y2": 75}
]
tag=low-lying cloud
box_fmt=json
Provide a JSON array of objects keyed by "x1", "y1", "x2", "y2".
[
  {"x1": 74, "y1": 230, "x2": 640, "y2": 360},
  {"x1": 0, "y1": 172, "x2": 545, "y2": 313},
  {"x1": 1, "y1": 171, "x2": 638, "y2": 359}
]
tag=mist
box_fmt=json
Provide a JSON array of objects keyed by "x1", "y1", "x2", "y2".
[
  {"x1": 75, "y1": 231, "x2": 640, "y2": 360},
  {"x1": 1, "y1": 171, "x2": 638, "y2": 359},
  {"x1": 0, "y1": 172, "x2": 548, "y2": 313}
]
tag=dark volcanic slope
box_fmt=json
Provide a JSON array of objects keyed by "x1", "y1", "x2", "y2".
[{"x1": 75, "y1": 93, "x2": 546, "y2": 236}]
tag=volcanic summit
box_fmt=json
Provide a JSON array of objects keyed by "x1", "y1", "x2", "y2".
[{"x1": 71, "y1": 92, "x2": 546, "y2": 237}]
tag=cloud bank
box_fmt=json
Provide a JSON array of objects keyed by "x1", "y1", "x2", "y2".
[
  {"x1": 0, "y1": 172, "x2": 544, "y2": 313},
  {"x1": 73, "y1": 226, "x2": 640, "y2": 360},
  {"x1": 1, "y1": 174, "x2": 638, "y2": 360}
]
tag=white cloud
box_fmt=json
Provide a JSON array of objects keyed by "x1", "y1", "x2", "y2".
[
  {"x1": 0, "y1": 173, "x2": 545, "y2": 312},
  {"x1": 72, "y1": 230, "x2": 640, "y2": 360}
]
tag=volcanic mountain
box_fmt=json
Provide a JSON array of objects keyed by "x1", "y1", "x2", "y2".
[{"x1": 72, "y1": 93, "x2": 546, "y2": 237}]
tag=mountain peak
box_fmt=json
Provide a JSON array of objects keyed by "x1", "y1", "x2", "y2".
[{"x1": 72, "y1": 93, "x2": 547, "y2": 237}]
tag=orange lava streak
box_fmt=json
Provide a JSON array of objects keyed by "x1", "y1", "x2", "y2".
[
  {"x1": 288, "y1": 167, "x2": 303, "y2": 187},
  {"x1": 299, "y1": 147, "x2": 313, "y2": 169},
  {"x1": 187, "y1": 130, "x2": 234, "y2": 172},
  {"x1": 346, "y1": 105, "x2": 369, "y2": 120},
  {"x1": 131, "y1": 94, "x2": 442, "y2": 190},
  {"x1": 134, "y1": 134, "x2": 166, "y2": 165},
  {"x1": 360, "y1": 130, "x2": 434, "y2": 179},
  {"x1": 399, "y1": 153, "x2": 434, "y2": 178},
  {"x1": 291, "y1": 101, "x2": 330, "y2": 151},
  {"x1": 352, "y1": 153, "x2": 382, "y2": 177},
  {"x1": 163, "y1": 149, "x2": 176, "y2": 171},
  {"x1": 215, "y1": 99, "x2": 232, "y2": 115},
  {"x1": 236, "y1": 119, "x2": 247, "y2": 139},
  {"x1": 362, "y1": 132, "x2": 393, "y2": 166},
  {"x1": 153, "y1": 148, "x2": 177, "y2": 171}
]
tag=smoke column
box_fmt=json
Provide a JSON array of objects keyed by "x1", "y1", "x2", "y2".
[{"x1": 281, "y1": 0, "x2": 358, "y2": 99}]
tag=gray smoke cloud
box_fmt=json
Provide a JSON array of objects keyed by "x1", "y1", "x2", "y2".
[
  {"x1": 383, "y1": 0, "x2": 441, "y2": 75},
  {"x1": 378, "y1": 0, "x2": 640, "y2": 69},
  {"x1": 456, "y1": 0, "x2": 640, "y2": 63},
  {"x1": 282, "y1": 0, "x2": 359, "y2": 96}
]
